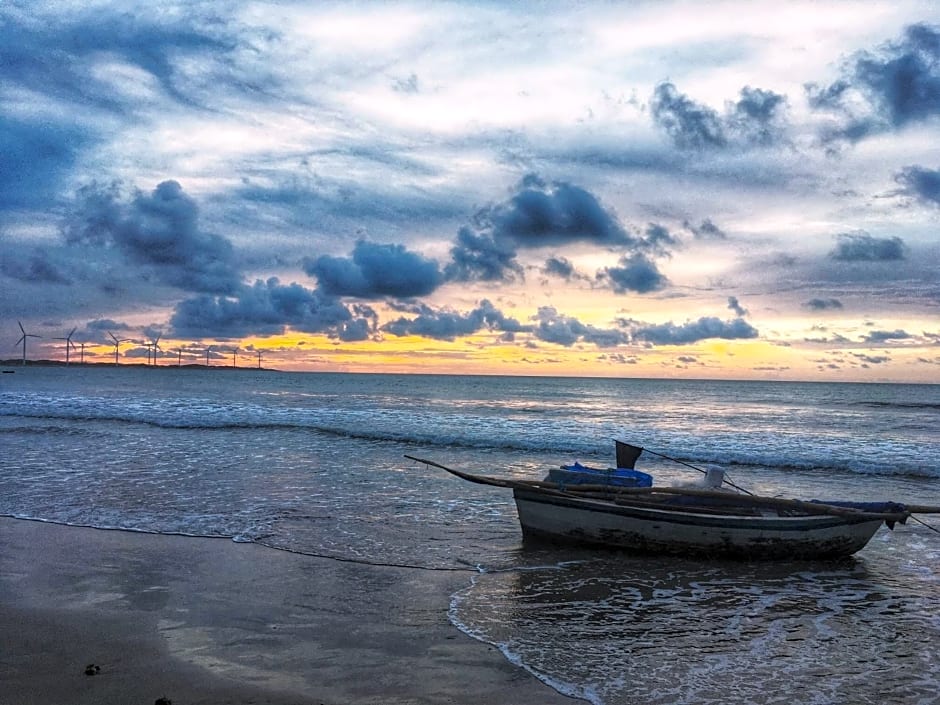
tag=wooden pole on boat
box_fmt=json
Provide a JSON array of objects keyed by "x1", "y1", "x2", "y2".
[{"x1": 904, "y1": 504, "x2": 940, "y2": 514}]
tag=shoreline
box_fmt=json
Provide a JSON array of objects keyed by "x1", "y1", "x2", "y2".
[{"x1": 0, "y1": 517, "x2": 575, "y2": 705}]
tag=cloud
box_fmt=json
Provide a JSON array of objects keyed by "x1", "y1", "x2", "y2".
[
  {"x1": 804, "y1": 298, "x2": 844, "y2": 310},
  {"x1": 861, "y1": 329, "x2": 911, "y2": 343},
  {"x1": 0, "y1": 248, "x2": 72, "y2": 284},
  {"x1": 851, "y1": 352, "x2": 891, "y2": 365},
  {"x1": 807, "y1": 23, "x2": 940, "y2": 141},
  {"x1": 445, "y1": 227, "x2": 523, "y2": 283},
  {"x1": 80, "y1": 318, "x2": 133, "y2": 344},
  {"x1": 0, "y1": 4, "x2": 272, "y2": 120},
  {"x1": 727, "y1": 87, "x2": 788, "y2": 146},
  {"x1": 445, "y1": 174, "x2": 648, "y2": 282},
  {"x1": 483, "y1": 174, "x2": 633, "y2": 248},
  {"x1": 62, "y1": 180, "x2": 242, "y2": 294},
  {"x1": 0, "y1": 116, "x2": 95, "y2": 211},
  {"x1": 169, "y1": 278, "x2": 358, "y2": 339},
  {"x1": 895, "y1": 165, "x2": 940, "y2": 206},
  {"x1": 640, "y1": 223, "x2": 680, "y2": 256},
  {"x1": 532, "y1": 307, "x2": 629, "y2": 348},
  {"x1": 598, "y1": 254, "x2": 668, "y2": 294},
  {"x1": 684, "y1": 218, "x2": 728, "y2": 240},
  {"x1": 727, "y1": 296, "x2": 748, "y2": 316},
  {"x1": 304, "y1": 240, "x2": 443, "y2": 299},
  {"x1": 651, "y1": 82, "x2": 726, "y2": 149},
  {"x1": 0, "y1": 5, "x2": 259, "y2": 214},
  {"x1": 542, "y1": 256, "x2": 578, "y2": 280},
  {"x1": 600, "y1": 353, "x2": 638, "y2": 365},
  {"x1": 651, "y1": 82, "x2": 787, "y2": 149},
  {"x1": 382, "y1": 299, "x2": 528, "y2": 341},
  {"x1": 829, "y1": 232, "x2": 906, "y2": 262},
  {"x1": 632, "y1": 317, "x2": 759, "y2": 345}
]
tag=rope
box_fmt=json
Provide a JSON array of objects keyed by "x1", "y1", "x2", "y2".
[{"x1": 910, "y1": 514, "x2": 940, "y2": 535}]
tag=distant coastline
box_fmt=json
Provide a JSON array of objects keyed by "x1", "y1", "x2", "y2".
[{"x1": 0, "y1": 359, "x2": 274, "y2": 371}]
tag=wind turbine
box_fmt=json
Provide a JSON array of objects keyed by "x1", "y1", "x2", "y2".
[
  {"x1": 256, "y1": 350, "x2": 263, "y2": 369},
  {"x1": 231, "y1": 347, "x2": 239, "y2": 369},
  {"x1": 205, "y1": 346, "x2": 212, "y2": 368},
  {"x1": 53, "y1": 328, "x2": 77, "y2": 365},
  {"x1": 14, "y1": 321, "x2": 41, "y2": 366},
  {"x1": 144, "y1": 334, "x2": 161, "y2": 366},
  {"x1": 108, "y1": 331, "x2": 129, "y2": 366},
  {"x1": 77, "y1": 342, "x2": 88, "y2": 364}
]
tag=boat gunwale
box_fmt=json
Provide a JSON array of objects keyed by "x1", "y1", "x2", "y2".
[{"x1": 512, "y1": 487, "x2": 886, "y2": 532}]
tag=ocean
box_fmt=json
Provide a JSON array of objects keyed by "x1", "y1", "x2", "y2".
[{"x1": 2, "y1": 366, "x2": 939, "y2": 704}]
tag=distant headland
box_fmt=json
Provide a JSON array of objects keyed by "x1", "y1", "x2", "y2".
[{"x1": 0, "y1": 359, "x2": 274, "y2": 371}]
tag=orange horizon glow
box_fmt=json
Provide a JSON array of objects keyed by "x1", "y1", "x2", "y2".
[{"x1": 22, "y1": 330, "x2": 938, "y2": 384}]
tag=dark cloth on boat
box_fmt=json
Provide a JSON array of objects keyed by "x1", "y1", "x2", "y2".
[{"x1": 811, "y1": 500, "x2": 909, "y2": 527}]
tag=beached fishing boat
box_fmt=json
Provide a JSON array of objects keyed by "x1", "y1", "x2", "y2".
[
  {"x1": 406, "y1": 442, "x2": 937, "y2": 560},
  {"x1": 510, "y1": 486, "x2": 895, "y2": 559}
]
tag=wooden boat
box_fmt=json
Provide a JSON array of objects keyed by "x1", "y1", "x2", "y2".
[
  {"x1": 511, "y1": 485, "x2": 892, "y2": 559},
  {"x1": 405, "y1": 446, "x2": 938, "y2": 560}
]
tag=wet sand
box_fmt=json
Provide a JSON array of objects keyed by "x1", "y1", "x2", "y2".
[{"x1": 0, "y1": 517, "x2": 575, "y2": 705}]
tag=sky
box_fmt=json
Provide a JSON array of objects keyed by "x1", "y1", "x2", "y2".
[{"x1": 2, "y1": 0, "x2": 940, "y2": 382}]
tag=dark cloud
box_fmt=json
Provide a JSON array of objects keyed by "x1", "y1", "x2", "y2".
[
  {"x1": 0, "y1": 6, "x2": 255, "y2": 114},
  {"x1": 70, "y1": 318, "x2": 134, "y2": 345},
  {"x1": 440, "y1": 177, "x2": 683, "y2": 292},
  {"x1": 86, "y1": 318, "x2": 131, "y2": 332},
  {"x1": 381, "y1": 299, "x2": 528, "y2": 341},
  {"x1": 62, "y1": 180, "x2": 242, "y2": 294},
  {"x1": 445, "y1": 174, "x2": 650, "y2": 282},
  {"x1": 727, "y1": 86, "x2": 788, "y2": 146},
  {"x1": 0, "y1": 248, "x2": 72, "y2": 284},
  {"x1": 0, "y1": 116, "x2": 94, "y2": 211},
  {"x1": 336, "y1": 318, "x2": 373, "y2": 342},
  {"x1": 651, "y1": 82, "x2": 787, "y2": 149},
  {"x1": 804, "y1": 298, "x2": 844, "y2": 310},
  {"x1": 169, "y1": 278, "x2": 357, "y2": 339},
  {"x1": 684, "y1": 218, "x2": 728, "y2": 240},
  {"x1": 598, "y1": 254, "x2": 668, "y2": 294},
  {"x1": 600, "y1": 353, "x2": 638, "y2": 365},
  {"x1": 652, "y1": 82, "x2": 726, "y2": 149},
  {"x1": 862, "y1": 329, "x2": 911, "y2": 343},
  {"x1": 807, "y1": 23, "x2": 940, "y2": 141},
  {"x1": 640, "y1": 223, "x2": 679, "y2": 256},
  {"x1": 895, "y1": 165, "x2": 940, "y2": 206},
  {"x1": 532, "y1": 307, "x2": 628, "y2": 348},
  {"x1": 0, "y1": 6, "x2": 258, "y2": 213},
  {"x1": 727, "y1": 296, "x2": 748, "y2": 317},
  {"x1": 444, "y1": 227, "x2": 523, "y2": 283},
  {"x1": 483, "y1": 174, "x2": 633, "y2": 247},
  {"x1": 632, "y1": 317, "x2": 758, "y2": 345},
  {"x1": 829, "y1": 232, "x2": 906, "y2": 262},
  {"x1": 304, "y1": 240, "x2": 443, "y2": 299},
  {"x1": 542, "y1": 256, "x2": 578, "y2": 280},
  {"x1": 851, "y1": 352, "x2": 891, "y2": 365}
]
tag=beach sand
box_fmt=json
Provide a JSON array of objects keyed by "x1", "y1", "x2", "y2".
[{"x1": 0, "y1": 517, "x2": 574, "y2": 705}]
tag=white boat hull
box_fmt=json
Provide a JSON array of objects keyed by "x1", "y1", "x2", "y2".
[{"x1": 513, "y1": 488, "x2": 884, "y2": 559}]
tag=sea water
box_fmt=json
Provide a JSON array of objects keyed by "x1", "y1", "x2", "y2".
[{"x1": 1, "y1": 366, "x2": 939, "y2": 704}]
